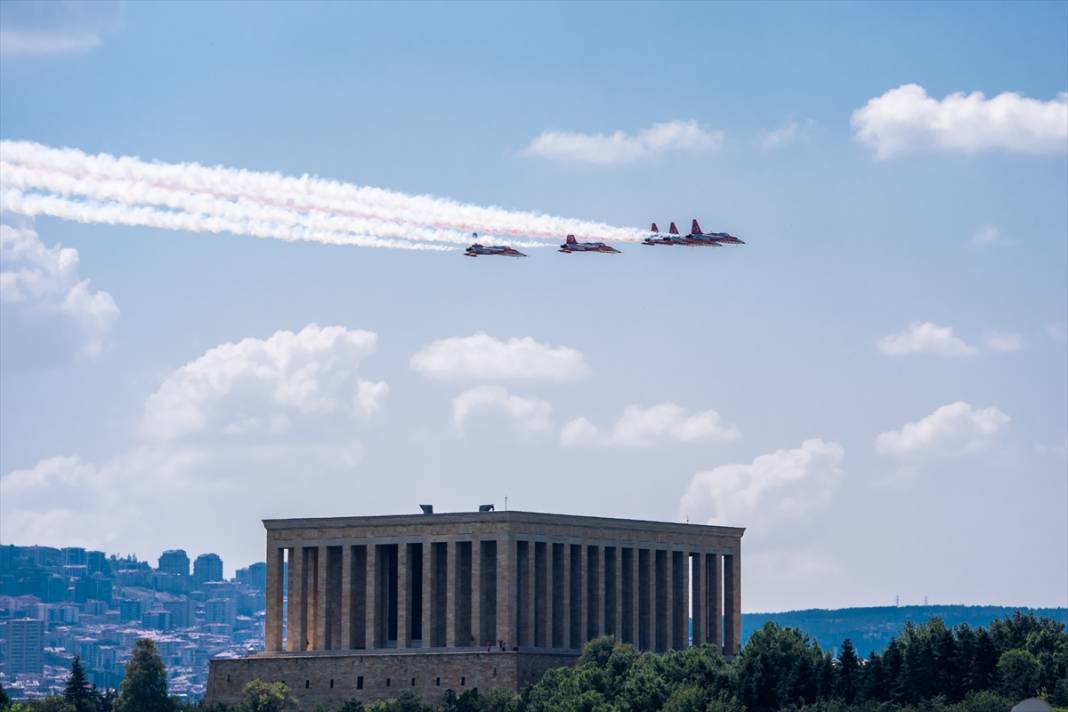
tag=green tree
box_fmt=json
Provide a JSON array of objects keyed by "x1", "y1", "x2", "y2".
[
  {"x1": 239, "y1": 681, "x2": 293, "y2": 712},
  {"x1": 337, "y1": 699, "x2": 365, "y2": 712},
  {"x1": 997, "y1": 649, "x2": 1041, "y2": 700},
  {"x1": 0, "y1": 683, "x2": 10, "y2": 711},
  {"x1": 63, "y1": 657, "x2": 96, "y2": 712},
  {"x1": 834, "y1": 639, "x2": 860, "y2": 703},
  {"x1": 972, "y1": 629, "x2": 1000, "y2": 691},
  {"x1": 113, "y1": 639, "x2": 174, "y2": 712}
]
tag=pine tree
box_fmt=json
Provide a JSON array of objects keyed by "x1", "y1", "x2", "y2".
[
  {"x1": 64, "y1": 656, "x2": 96, "y2": 712},
  {"x1": 113, "y1": 639, "x2": 173, "y2": 712},
  {"x1": 858, "y1": 651, "x2": 886, "y2": 702},
  {"x1": 816, "y1": 651, "x2": 835, "y2": 700},
  {"x1": 883, "y1": 637, "x2": 907, "y2": 703},
  {"x1": 835, "y1": 639, "x2": 860, "y2": 703},
  {"x1": 972, "y1": 628, "x2": 1000, "y2": 691}
]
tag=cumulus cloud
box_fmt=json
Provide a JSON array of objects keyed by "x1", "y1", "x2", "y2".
[
  {"x1": 521, "y1": 120, "x2": 724, "y2": 165},
  {"x1": 877, "y1": 322, "x2": 977, "y2": 358},
  {"x1": 971, "y1": 225, "x2": 1003, "y2": 247},
  {"x1": 0, "y1": 221, "x2": 118, "y2": 357},
  {"x1": 410, "y1": 333, "x2": 589, "y2": 381},
  {"x1": 680, "y1": 439, "x2": 845, "y2": 527},
  {"x1": 142, "y1": 324, "x2": 381, "y2": 440},
  {"x1": 852, "y1": 84, "x2": 1068, "y2": 159},
  {"x1": 758, "y1": 118, "x2": 813, "y2": 151},
  {"x1": 452, "y1": 386, "x2": 552, "y2": 435},
  {"x1": 561, "y1": 403, "x2": 740, "y2": 447},
  {"x1": 984, "y1": 332, "x2": 1022, "y2": 352},
  {"x1": 875, "y1": 401, "x2": 1010, "y2": 457},
  {"x1": 1, "y1": 323, "x2": 389, "y2": 566}
]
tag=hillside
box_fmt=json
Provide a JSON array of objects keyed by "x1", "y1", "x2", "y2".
[{"x1": 742, "y1": 604, "x2": 1068, "y2": 657}]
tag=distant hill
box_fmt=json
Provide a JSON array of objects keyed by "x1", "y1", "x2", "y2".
[{"x1": 741, "y1": 605, "x2": 1068, "y2": 658}]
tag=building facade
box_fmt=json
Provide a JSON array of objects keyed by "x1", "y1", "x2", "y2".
[
  {"x1": 4, "y1": 618, "x2": 45, "y2": 674},
  {"x1": 206, "y1": 510, "x2": 744, "y2": 707}
]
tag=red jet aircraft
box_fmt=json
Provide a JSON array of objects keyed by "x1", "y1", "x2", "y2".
[
  {"x1": 688, "y1": 219, "x2": 745, "y2": 245},
  {"x1": 642, "y1": 222, "x2": 689, "y2": 246},
  {"x1": 558, "y1": 235, "x2": 621, "y2": 254},
  {"x1": 464, "y1": 233, "x2": 527, "y2": 257}
]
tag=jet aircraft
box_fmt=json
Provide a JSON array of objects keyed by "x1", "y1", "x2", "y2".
[
  {"x1": 642, "y1": 222, "x2": 686, "y2": 246},
  {"x1": 464, "y1": 233, "x2": 527, "y2": 258},
  {"x1": 688, "y1": 219, "x2": 744, "y2": 245},
  {"x1": 558, "y1": 235, "x2": 621, "y2": 254}
]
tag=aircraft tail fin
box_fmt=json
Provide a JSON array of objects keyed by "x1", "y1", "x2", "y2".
[
  {"x1": 651, "y1": 223, "x2": 659, "y2": 234},
  {"x1": 691, "y1": 219, "x2": 702, "y2": 235},
  {"x1": 669, "y1": 222, "x2": 680, "y2": 235},
  {"x1": 566, "y1": 235, "x2": 577, "y2": 244}
]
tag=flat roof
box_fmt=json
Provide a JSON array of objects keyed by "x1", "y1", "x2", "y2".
[{"x1": 264, "y1": 510, "x2": 744, "y2": 538}]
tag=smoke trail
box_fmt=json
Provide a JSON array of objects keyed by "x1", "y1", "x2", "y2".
[
  {"x1": 0, "y1": 190, "x2": 451, "y2": 251},
  {"x1": 1, "y1": 140, "x2": 646, "y2": 248}
]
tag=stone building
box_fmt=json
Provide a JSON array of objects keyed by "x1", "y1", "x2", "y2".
[{"x1": 206, "y1": 509, "x2": 744, "y2": 707}]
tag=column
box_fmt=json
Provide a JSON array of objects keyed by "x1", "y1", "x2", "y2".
[
  {"x1": 560, "y1": 543, "x2": 572, "y2": 649},
  {"x1": 691, "y1": 552, "x2": 704, "y2": 647},
  {"x1": 397, "y1": 543, "x2": 411, "y2": 648},
  {"x1": 314, "y1": 546, "x2": 327, "y2": 650},
  {"x1": 708, "y1": 553, "x2": 722, "y2": 648},
  {"x1": 663, "y1": 550, "x2": 674, "y2": 651},
  {"x1": 286, "y1": 546, "x2": 305, "y2": 651},
  {"x1": 640, "y1": 548, "x2": 653, "y2": 651},
  {"x1": 651, "y1": 549, "x2": 661, "y2": 652},
  {"x1": 365, "y1": 544, "x2": 379, "y2": 649},
  {"x1": 341, "y1": 546, "x2": 353, "y2": 649},
  {"x1": 628, "y1": 548, "x2": 639, "y2": 647},
  {"x1": 496, "y1": 536, "x2": 516, "y2": 648},
  {"x1": 724, "y1": 552, "x2": 741, "y2": 655},
  {"x1": 471, "y1": 540, "x2": 482, "y2": 646},
  {"x1": 612, "y1": 546, "x2": 623, "y2": 640},
  {"x1": 422, "y1": 541, "x2": 434, "y2": 647},
  {"x1": 576, "y1": 543, "x2": 588, "y2": 647},
  {"x1": 594, "y1": 545, "x2": 605, "y2": 640},
  {"x1": 446, "y1": 540, "x2": 459, "y2": 647},
  {"x1": 265, "y1": 544, "x2": 283, "y2": 651},
  {"x1": 523, "y1": 540, "x2": 535, "y2": 647},
  {"x1": 677, "y1": 550, "x2": 689, "y2": 650},
  {"x1": 545, "y1": 543, "x2": 555, "y2": 648}
]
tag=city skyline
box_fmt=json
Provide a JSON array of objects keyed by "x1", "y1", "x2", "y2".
[{"x1": 1, "y1": 0, "x2": 1066, "y2": 616}]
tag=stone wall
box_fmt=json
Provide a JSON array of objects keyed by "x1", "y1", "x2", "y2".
[{"x1": 205, "y1": 650, "x2": 578, "y2": 708}]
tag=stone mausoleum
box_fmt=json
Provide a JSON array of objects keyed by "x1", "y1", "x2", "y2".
[{"x1": 206, "y1": 509, "x2": 744, "y2": 707}]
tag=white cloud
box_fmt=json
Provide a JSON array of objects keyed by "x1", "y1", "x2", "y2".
[
  {"x1": 559, "y1": 417, "x2": 601, "y2": 447},
  {"x1": 355, "y1": 380, "x2": 389, "y2": 417},
  {"x1": 877, "y1": 322, "x2": 977, "y2": 358},
  {"x1": 971, "y1": 225, "x2": 1003, "y2": 247},
  {"x1": 875, "y1": 401, "x2": 1010, "y2": 457},
  {"x1": 1, "y1": 323, "x2": 389, "y2": 566},
  {"x1": 852, "y1": 84, "x2": 1068, "y2": 159},
  {"x1": 680, "y1": 439, "x2": 845, "y2": 527},
  {"x1": 0, "y1": 27, "x2": 99, "y2": 55},
  {"x1": 0, "y1": 221, "x2": 118, "y2": 357},
  {"x1": 142, "y1": 324, "x2": 380, "y2": 440},
  {"x1": 521, "y1": 120, "x2": 724, "y2": 165},
  {"x1": 1047, "y1": 323, "x2": 1067, "y2": 344},
  {"x1": 452, "y1": 386, "x2": 552, "y2": 435},
  {"x1": 758, "y1": 118, "x2": 813, "y2": 151},
  {"x1": 984, "y1": 332, "x2": 1022, "y2": 352},
  {"x1": 410, "y1": 333, "x2": 589, "y2": 381},
  {"x1": 561, "y1": 403, "x2": 740, "y2": 447}
]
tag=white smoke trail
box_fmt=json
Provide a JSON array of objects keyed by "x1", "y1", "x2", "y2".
[
  {"x1": 0, "y1": 190, "x2": 451, "y2": 251},
  {"x1": 1, "y1": 140, "x2": 646, "y2": 247},
  {"x1": 0, "y1": 161, "x2": 546, "y2": 248}
]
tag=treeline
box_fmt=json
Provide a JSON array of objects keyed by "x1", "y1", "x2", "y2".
[{"x1": 2, "y1": 612, "x2": 1065, "y2": 712}]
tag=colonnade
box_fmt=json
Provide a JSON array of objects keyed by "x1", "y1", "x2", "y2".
[{"x1": 264, "y1": 537, "x2": 741, "y2": 655}]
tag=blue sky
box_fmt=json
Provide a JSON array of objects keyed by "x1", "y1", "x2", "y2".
[{"x1": 1, "y1": 1, "x2": 1065, "y2": 611}]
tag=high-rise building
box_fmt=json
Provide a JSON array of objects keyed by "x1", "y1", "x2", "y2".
[
  {"x1": 236, "y1": 562, "x2": 267, "y2": 591},
  {"x1": 4, "y1": 618, "x2": 45, "y2": 674},
  {"x1": 158, "y1": 549, "x2": 190, "y2": 577},
  {"x1": 193, "y1": 553, "x2": 224, "y2": 586},
  {"x1": 63, "y1": 547, "x2": 88, "y2": 566}
]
